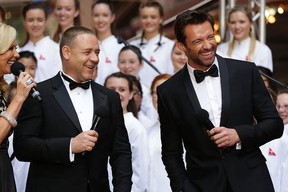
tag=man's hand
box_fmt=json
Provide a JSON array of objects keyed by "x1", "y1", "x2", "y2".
[
  {"x1": 71, "y1": 130, "x2": 99, "y2": 153},
  {"x1": 207, "y1": 127, "x2": 240, "y2": 148}
]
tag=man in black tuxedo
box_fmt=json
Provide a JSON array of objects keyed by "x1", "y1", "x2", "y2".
[
  {"x1": 14, "y1": 26, "x2": 132, "y2": 192},
  {"x1": 157, "y1": 10, "x2": 283, "y2": 192}
]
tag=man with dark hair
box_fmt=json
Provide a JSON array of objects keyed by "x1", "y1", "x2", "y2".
[
  {"x1": 14, "y1": 26, "x2": 132, "y2": 192},
  {"x1": 157, "y1": 10, "x2": 283, "y2": 192}
]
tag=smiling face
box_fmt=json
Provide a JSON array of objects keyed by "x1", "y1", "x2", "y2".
[
  {"x1": 23, "y1": 8, "x2": 46, "y2": 43},
  {"x1": 62, "y1": 33, "x2": 100, "y2": 82},
  {"x1": 105, "y1": 76, "x2": 133, "y2": 113},
  {"x1": 0, "y1": 40, "x2": 19, "y2": 76},
  {"x1": 139, "y1": 6, "x2": 162, "y2": 38},
  {"x1": 54, "y1": 0, "x2": 79, "y2": 31},
  {"x1": 92, "y1": 3, "x2": 114, "y2": 35},
  {"x1": 177, "y1": 21, "x2": 217, "y2": 71},
  {"x1": 118, "y1": 49, "x2": 143, "y2": 78},
  {"x1": 228, "y1": 10, "x2": 252, "y2": 42}
]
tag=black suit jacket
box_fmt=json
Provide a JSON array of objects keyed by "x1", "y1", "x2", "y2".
[
  {"x1": 14, "y1": 73, "x2": 132, "y2": 192},
  {"x1": 157, "y1": 55, "x2": 283, "y2": 192}
]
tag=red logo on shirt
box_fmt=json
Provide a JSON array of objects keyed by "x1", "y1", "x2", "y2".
[
  {"x1": 150, "y1": 56, "x2": 155, "y2": 62},
  {"x1": 268, "y1": 148, "x2": 276, "y2": 156},
  {"x1": 39, "y1": 54, "x2": 45, "y2": 60},
  {"x1": 105, "y1": 57, "x2": 111, "y2": 63}
]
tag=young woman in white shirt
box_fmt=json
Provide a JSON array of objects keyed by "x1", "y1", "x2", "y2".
[
  {"x1": 217, "y1": 5, "x2": 273, "y2": 72},
  {"x1": 52, "y1": 0, "x2": 80, "y2": 42},
  {"x1": 260, "y1": 90, "x2": 288, "y2": 192},
  {"x1": 148, "y1": 74, "x2": 172, "y2": 192},
  {"x1": 129, "y1": 1, "x2": 174, "y2": 88},
  {"x1": 92, "y1": 0, "x2": 124, "y2": 85},
  {"x1": 20, "y1": 2, "x2": 61, "y2": 83},
  {"x1": 104, "y1": 72, "x2": 149, "y2": 192},
  {"x1": 117, "y1": 45, "x2": 155, "y2": 120}
]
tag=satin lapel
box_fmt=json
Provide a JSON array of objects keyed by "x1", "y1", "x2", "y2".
[
  {"x1": 182, "y1": 65, "x2": 201, "y2": 113},
  {"x1": 52, "y1": 74, "x2": 82, "y2": 132},
  {"x1": 217, "y1": 55, "x2": 230, "y2": 126},
  {"x1": 91, "y1": 82, "x2": 108, "y2": 119}
]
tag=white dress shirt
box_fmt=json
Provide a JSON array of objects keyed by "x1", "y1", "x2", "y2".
[
  {"x1": 187, "y1": 58, "x2": 222, "y2": 127},
  {"x1": 61, "y1": 72, "x2": 94, "y2": 161}
]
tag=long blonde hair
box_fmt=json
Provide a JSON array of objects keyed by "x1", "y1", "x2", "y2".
[
  {"x1": 0, "y1": 23, "x2": 16, "y2": 98},
  {"x1": 227, "y1": 5, "x2": 256, "y2": 61}
]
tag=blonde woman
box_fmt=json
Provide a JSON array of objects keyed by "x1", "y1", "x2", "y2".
[
  {"x1": 0, "y1": 23, "x2": 35, "y2": 192},
  {"x1": 217, "y1": 5, "x2": 273, "y2": 72}
]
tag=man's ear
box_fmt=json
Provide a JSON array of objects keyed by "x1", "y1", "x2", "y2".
[
  {"x1": 62, "y1": 45, "x2": 71, "y2": 60},
  {"x1": 176, "y1": 41, "x2": 186, "y2": 52}
]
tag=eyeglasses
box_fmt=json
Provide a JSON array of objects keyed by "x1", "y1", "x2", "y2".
[{"x1": 276, "y1": 104, "x2": 288, "y2": 110}]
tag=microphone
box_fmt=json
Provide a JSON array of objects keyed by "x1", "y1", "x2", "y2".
[
  {"x1": 90, "y1": 105, "x2": 109, "y2": 131},
  {"x1": 82, "y1": 106, "x2": 108, "y2": 155},
  {"x1": 11, "y1": 61, "x2": 42, "y2": 101},
  {"x1": 195, "y1": 109, "x2": 214, "y2": 130}
]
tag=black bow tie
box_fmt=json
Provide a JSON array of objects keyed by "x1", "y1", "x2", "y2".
[
  {"x1": 194, "y1": 64, "x2": 219, "y2": 83},
  {"x1": 61, "y1": 73, "x2": 90, "y2": 90}
]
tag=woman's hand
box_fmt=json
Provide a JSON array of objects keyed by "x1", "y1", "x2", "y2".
[{"x1": 14, "y1": 71, "x2": 36, "y2": 102}]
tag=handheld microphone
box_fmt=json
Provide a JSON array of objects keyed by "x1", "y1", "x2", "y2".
[
  {"x1": 91, "y1": 116, "x2": 102, "y2": 131},
  {"x1": 82, "y1": 106, "x2": 108, "y2": 155},
  {"x1": 195, "y1": 109, "x2": 214, "y2": 130},
  {"x1": 11, "y1": 61, "x2": 42, "y2": 101},
  {"x1": 90, "y1": 105, "x2": 109, "y2": 131}
]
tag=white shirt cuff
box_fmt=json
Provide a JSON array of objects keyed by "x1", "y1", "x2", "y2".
[{"x1": 69, "y1": 138, "x2": 75, "y2": 162}]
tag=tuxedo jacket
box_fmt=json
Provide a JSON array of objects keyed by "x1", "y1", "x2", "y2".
[
  {"x1": 14, "y1": 73, "x2": 132, "y2": 192},
  {"x1": 157, "y1": 55, "x2": 283, "y2": 192}
]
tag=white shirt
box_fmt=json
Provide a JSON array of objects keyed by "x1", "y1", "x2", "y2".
[
  {"x1": 8, "y1": 134, "x2": 29, "y2": 192},
  {"x1": 140, "y1": 82, "x2": 156, "y2": 121},
  {"x1": 61, "y1": 72, "x2": 94, "y2": 132},
  {"x1": 187, "y1": 58, "x2": 222, "y2": 127},
  {"x1": 108, "y1": 112, "x2": 149, "y2": 192},
  {"x1": 217, "y1": 37, "x2": 273, "y2": 72},
  {"x1": 20, "y1": 36, "x2": 62, "y2": 82},
  {"x1": 260, "y1": 124, "x2": 288, "y2": 192},
  {"x1": 61, "y1": 72, "x2": 94, "y2": 161},
  {"x1": 130, "y1": 34, "x2": 174, "y2": 88},
  {"x1": 148, "y1": 117, "x2": 172, "y2": 192},
  {"x1": 95, "y1": 35, "x2": 124, "y2": 85}
]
